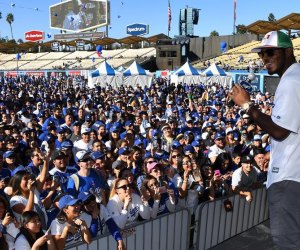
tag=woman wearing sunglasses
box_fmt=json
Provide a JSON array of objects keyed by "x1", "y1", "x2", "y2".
[
  {"x1": 107, "y1": 178, "x2": 151, "y2": 229},
  {"x1": 50, "y1": 195, "x2": 92, "y2": 249},
  {"x1": 79, "y1": 191, "x2": 125, "y2": 250}
]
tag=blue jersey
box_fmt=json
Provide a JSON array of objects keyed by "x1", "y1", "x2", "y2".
[{"x1": 67, "y1": 169, "x2": 109, "y2": 197}]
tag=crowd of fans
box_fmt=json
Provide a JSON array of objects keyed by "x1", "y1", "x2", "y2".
[{"x1": 0, "y1": 74, "x2": 272, "y2": 249}]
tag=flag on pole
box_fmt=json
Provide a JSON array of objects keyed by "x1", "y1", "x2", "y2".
[
  {"x1": 234, "y1": 0, "x2": 237, "y2": 21},
  {"x1": 168, "y1": 0, "x2": 172, "y2": 31}
]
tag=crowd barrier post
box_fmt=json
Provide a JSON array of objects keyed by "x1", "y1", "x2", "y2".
[{"x1": 193, "y1": 186, "x2": 269, "y2": 250}]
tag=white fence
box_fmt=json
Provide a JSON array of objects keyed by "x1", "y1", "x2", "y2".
[{"x1": 66, "y1": 187, "x2": 269, "y2": 250}]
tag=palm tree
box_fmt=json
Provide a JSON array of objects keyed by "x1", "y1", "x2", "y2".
[{"x1": 6, "y1": 13, "x2": 14, "y2": 39}]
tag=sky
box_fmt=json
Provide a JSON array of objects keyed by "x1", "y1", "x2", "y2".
[{"x1": 0, "y1": 0, "x2": 299, "y2": 41}]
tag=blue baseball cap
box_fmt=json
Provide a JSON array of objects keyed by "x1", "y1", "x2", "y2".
[
  {"x1": 172, "y1": 140, "x2": 182, "y2": 149},
  {"x1": 191, "y1": 141, "x2": 201, "y2": 147},
  {"x1": 58, "y1": 195, "x2": 80, "y2": 209},
  {"x1": 110, "y1": 126, "x2": 119, "y2": 133},
  {"x1": 125, "y1": 120, "x2": 134, "y2": 127},
  {"x1": 11, "y1": 165, "x2": 27, "y2": 176},
  {"x1": 118, "y1": 147, "x2": 130, "y2": 156},
  {"x1": 85, "y1": 115, "x2": 92, "y2": 121},
  {"x1": 183, "y1": 145, "x2": 195, "y2": 155},
  {"x1": 61, "y1": 140, "x2": 73, "y2": 149},
  {"x1": 3, "y1": 150, "x2": 15, "y2": 158},
  {"x1": 90, "y1": 151, "x2": 105, "y2": 160},
  {"x1": 56, "y1": 127, "x2": 65, "y2": 134},
  {"x1": 78, "y1": 191, "x2": 93, "y2": 203},
  {"x1": 214, "y1": 132, "x2": 225, "y2": 140},
  {"x1": 134, "y1": 139, "x2": 144, "y2": 146}
]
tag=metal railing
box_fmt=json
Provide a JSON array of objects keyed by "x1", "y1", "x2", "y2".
[
  {"x1": 194, "y1": 186, "x2": 269, "y2": 250},
  {"x1": 65, "y1": 208, "x2": 191, "y2": 250},
  {"x1": 65, "y1": 186, "x2": 269, "y2": 250}
]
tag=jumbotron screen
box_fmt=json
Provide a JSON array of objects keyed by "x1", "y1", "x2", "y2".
[{"x1": 49, "y1": 0, "x2": 110, "y2": 32}]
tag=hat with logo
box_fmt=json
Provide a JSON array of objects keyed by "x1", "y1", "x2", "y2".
[
  {"x1": 253, "y1": 134, "x2": 262, "y2": 141},
  {"x1": 51, "y1": 150, "x2": 65, "y2": 160},
  {"x1": 60, "y1": 140, "x2": 73, "y2": 149},
  {"x1": 214, "y1": 132, "x2": 225, "y2": 140},
  {"x1": 125, "y1": 120, "x2": 134, "y2": 127},
  {"x1": 251, "y1": 31, "x2": 293, "y2": 53},
  {"x1": 172, "y1": 140, "x2": 182, "y2": 149},
  {"x1": 183, "y1": 145, "x2": 195, "y2": 155},
  {"x1": 240, "y1": 155, "x2": 253, "y2": 164},
  {"x1": 58, "y1": 195, "x2": 80, "y2": 209},
  {"x1": 81, "y1": 127, "x2": 91, "y2": 135},
  {"x1": 90, "y1": 151, "x2": 105, "y2": 160},
  {"x1": 118, "y1": 147, "x2": 130, "y2": 156},
  {"x1": 85, "y1": 114, "x2": 92, "y2": 122},
  {"x1": 76, "y1": 150, "x2": 90, "y2": 162},
  {"x1": 78, "y1": 191, "x2": 93, "y2": 203}
]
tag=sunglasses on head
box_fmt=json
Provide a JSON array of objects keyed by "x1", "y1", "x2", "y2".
[
  {"x1": 116, "y1": 184, "x2": 131, "y2": 191},
  {"x1": 258, "y1": 48, "x2": 282, "y2": 58}
]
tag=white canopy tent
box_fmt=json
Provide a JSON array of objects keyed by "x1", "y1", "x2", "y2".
[
  {"x1": 202, "y1": 63, "x2": 232, "y2": 87},
  {"x1": 88, "y1": 61, "x2": 122, "y2": 89},
  {"x1": 122, "y1": 61, "x2": 153, "y2": 88},
  {"x1": 170, "y1": 61, "x2": 203, "y2": 86}
]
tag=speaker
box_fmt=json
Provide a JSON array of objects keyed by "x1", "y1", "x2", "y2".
[{"x1": 193, "y1": 9, "x2": 199, "y2": 24}]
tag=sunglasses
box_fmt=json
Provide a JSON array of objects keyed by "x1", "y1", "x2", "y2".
[
  {"x1": 116, "y1": 184, "x2": 131, "y2": 191},
  {"x1": 80, "y1": 158, "x2": 91, "y2": 163},
  {"x1": 172, "y1": 155, "x2": 179, "y2": 158},
  {"x1": 147, "y1": 160, "x2": 156, "y2": 164},
  {"x1": 258, "y1": 48, "x2": 282, "y2": 58}
]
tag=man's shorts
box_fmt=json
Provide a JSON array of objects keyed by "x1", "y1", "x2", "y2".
[{"x1": 268, "y1": 180, "x2": 300, "y2": 249}]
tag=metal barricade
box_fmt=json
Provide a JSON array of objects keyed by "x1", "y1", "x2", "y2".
[
  {"x1": 193, "y1": 186, "x2": 269, "y2": 250},
  {"x1": 65, "y1": 208, "x2": 191, "y2": 250}
]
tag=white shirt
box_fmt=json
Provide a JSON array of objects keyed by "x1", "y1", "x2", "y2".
[
  {"x1": 232, "y1": 166, "x2": 260, "y2": 189},
  {"x1": 50, "y1": 212, "x2": 91, "y2": 246},
  {"x1": 14, "y1": 234, "x2": 31, "y2": 250},
  {"x1": 10, "y1": 190, "x2": 47, "y2": 224},
  {"x1": 267, "y1": 63, "x2": 300, "y2": 188},
  {"x1": 106, "y1": 193, "x2": 151, "y2": 229}
]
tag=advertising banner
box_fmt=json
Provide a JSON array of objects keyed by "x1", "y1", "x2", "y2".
[
  {"x1": 126, "y1": 23, "x2": 149, "y2": 36},
  {"x1": 25, "y1": 30, "x2": 45, "y2": 42}
]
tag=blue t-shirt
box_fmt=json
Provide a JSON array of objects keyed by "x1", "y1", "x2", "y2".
[{"x1": 67, "y1": 169, "x2": 109, "y2": 197}]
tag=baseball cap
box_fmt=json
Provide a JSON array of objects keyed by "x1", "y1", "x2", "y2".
[
  {"x1": 118, "y1": 147, "x2": 130, "y2": 156},
  {"x1": 76, "y1": 150, "x2": 91, "y2": 162},
  {"x1": 214, "y1": 132, "x2": 225, "y2": 140},
  {"x1": 251, "y1": 31, "x2": 293, "y2": 53},
  {"x1": 240, "y1": 155, "x2": 253, "y2": 164},
  {"x1": 3, "y1": 151, "x2": 15, "y2": 158},
  {"x1": 78, "y1": 191, "x2": 93, "y2": 203},
  {"x1": 253, "y1": 134, "x2": 262, "y2": 141},
  {"x1": 172, "y1": 140, "x2": 182, "y2": 149},
  {"x1": 11, "y1": 165, "x2": 27, "y2": 176},
  {"x1": 191, "y1": 140, "x2": 200, "y2": 147},
  {"x1": 60, "y1": 140, "x2": 73, "y2": 149},
  {"x1": 225, "y1": 127, "x2": 234, "y2": 135},
  {"x1": 81, "y1": 127, "x2": 91, "y2": 135},
  {"x1": 183, "y1": 145, "x2": 195, "y2": 155},
  {"x1": 90, "y1": 151, "x2": 105, "y2": 160},
  {"x1": 58, "y1": 195, "x2": 80, "y2": 209},
  {"x1": 85, "y1": 115, "x2": 92, "y2": 121},
  {"x1": 51, "y1": 150, "x2": 65, "y2": 160},
  {"x1": 110, "y1": 126, "x2": 119, "y2": 133},
  {"x1": 125, "y1": 120, "x2": 134, "y2": 127}
]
